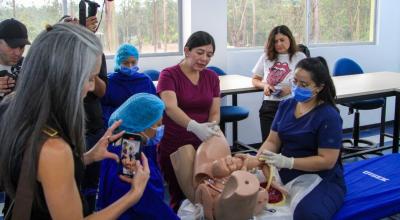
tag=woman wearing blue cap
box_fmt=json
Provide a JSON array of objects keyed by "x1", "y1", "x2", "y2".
[
  {"x1": 101, "y1": 43, "x2": 156, "y2": 126},
  {"x1": 97, "y1": 93, "x2": 179, "y2": 220}
]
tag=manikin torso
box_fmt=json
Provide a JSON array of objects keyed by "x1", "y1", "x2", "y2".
[{"x1": 171, "y1": 132, "x2": 287, "y2": 220}]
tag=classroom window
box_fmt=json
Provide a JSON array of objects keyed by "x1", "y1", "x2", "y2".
[
  {"x1": 227, "y1": 0, "x2": 376, "y2": 48},
  {"x1": 0, "y1": 0, "x2": 182, "y2": 56}
]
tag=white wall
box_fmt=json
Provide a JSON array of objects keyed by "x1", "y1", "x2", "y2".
[{"x1": 106, "y1": 0, "x2": 400, "y2": 145}]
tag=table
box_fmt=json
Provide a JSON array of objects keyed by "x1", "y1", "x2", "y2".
[
  {"x1": 156, "y1": 72, "x2": 400, "y2": 156},
  {"x1": 219, "y1": 75, "x2": 262, "y2": 150},
  {"x1": 333, "y1": 72, "x2": 400, "y2": 158}
]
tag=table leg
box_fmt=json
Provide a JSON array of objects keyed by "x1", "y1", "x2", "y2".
[{"x1": 393, "y1": 93, "x2": 400, "y2": 153}]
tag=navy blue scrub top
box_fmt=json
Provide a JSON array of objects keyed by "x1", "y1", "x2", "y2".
[{"x1": 271, "y1": 98, "x2": 346, "y2": 190}]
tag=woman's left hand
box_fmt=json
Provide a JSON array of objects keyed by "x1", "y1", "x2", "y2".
[{"x1": 85, "y1": 120, "x2": 125, "y2": 164}]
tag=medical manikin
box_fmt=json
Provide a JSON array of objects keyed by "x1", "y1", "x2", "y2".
[{"x1": 170, "y1": 132, "x2": 287, "y2": 220}]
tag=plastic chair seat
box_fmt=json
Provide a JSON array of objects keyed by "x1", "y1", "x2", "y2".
[
  {"x1": 143, "y1": 69, "x2": 160, "y2": 81},
  {"x1": 220, "y1": 106, "x2": 249, "y2": 123},
  {"x1": 343, "y1": 98, "x2": 385, "y2": 110}
]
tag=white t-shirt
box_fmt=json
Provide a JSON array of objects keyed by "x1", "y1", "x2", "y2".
[
  {"x1": 252, "y1": 52, "x2": 306, "y2": 101},
  {"x1": 0, "y1": 64, "x2": 12, "y2": 72}
]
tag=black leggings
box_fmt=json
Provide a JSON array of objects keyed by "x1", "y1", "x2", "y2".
[{"x1": 259, "y1": 100, "x2": 280, "y2": 143}]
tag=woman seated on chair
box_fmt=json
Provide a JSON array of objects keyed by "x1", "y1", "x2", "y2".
[
  {"x1": 258, "y1": 57, "x2": 346, "y2": 220},
  {"x1": 101, "y1": 43, "x2": 156, "y2": 127},
  {"x1": 97, "y1": 93, "x2": 179, "y2": 220}
]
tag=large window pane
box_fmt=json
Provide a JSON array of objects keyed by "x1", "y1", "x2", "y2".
[
  {"x1": 309, "y1": 0, "x2": 376, "y2": 44},
  {"x1": 227, "y1": 0, "x2": 306, "y2": 48},
  {"x1": 0, "y1": 0, "x2": 182, "y2": 55}
]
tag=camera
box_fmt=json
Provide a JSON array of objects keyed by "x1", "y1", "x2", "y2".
[{"x1": 79, "y1": 0, "x2": 100, "y2": 26}]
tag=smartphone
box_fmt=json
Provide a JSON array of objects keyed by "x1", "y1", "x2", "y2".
[
  {"x1": 271, "y1": 85, "x2": 282, "y2": 96},
  {"x1": 120, "y1": 132, "x2": 142, "y2": 177}
]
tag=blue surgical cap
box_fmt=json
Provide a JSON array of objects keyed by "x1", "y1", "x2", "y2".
[
  {"x1": 108, "y1": 93, "x2": 165, "y2": 133},
  {"x1": 114, "y1": 43, "x2": 139, "y2": 70}
]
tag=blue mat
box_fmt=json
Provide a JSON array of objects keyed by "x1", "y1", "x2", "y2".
[{"x1": 334, "y1": 154, "x2": 400, "y2": 220}]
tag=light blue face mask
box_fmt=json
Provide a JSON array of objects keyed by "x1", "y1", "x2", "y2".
[
  {"x1": 120, "y1": 65, "x2": 139, "y2": 76},
  {"x1": 291, "y1": 84, "x2": 314, "y2": 102},
  {"x1": 145, "y1": 125, "x2": 164, "y2": 146}
]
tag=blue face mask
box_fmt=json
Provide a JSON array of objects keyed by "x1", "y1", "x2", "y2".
[
  {"x1": 120, "y1": 66, "x2": 139, "y2": 76},
  {"x1": 145, "y1": 125, "x2": 164, "y2": 146},
  {"x1": 291, "y1": 84, "x2": 314, "y2": 102}
]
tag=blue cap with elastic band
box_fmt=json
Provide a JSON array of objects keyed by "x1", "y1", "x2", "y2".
[{"x1": 108, "y1": 93, "x2": 165, "y2": 133}]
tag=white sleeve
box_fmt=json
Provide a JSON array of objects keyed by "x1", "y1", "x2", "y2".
[
  {"x1": 295, "y1": 52, "x2": 307, "y2": 63},
  {"x1": 251, "y1": 54, "x2": 265, "y2": 78}
]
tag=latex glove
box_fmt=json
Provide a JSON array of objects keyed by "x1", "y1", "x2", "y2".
[
  {"x1": 260, "y1": 150, "x2": 294, "y2": 169},
  {"x1": 187, "y1": 120, "x2": 220, "y2": 141}
]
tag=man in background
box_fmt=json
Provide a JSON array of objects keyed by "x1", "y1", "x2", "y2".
[
  {"x1": 0, "y1": 18, "x2": 30, "y2": 216},
  {"x1": 0, "y1": 18, "x2": 30, "y2": 102}
]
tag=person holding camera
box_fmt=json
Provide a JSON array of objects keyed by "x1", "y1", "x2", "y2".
[
  {"x1": 0, "y1": 23, "x2": 150, "y2": 219},
  {"x1": 0, "y1": 18, "x2": 30, "y2": 102}
]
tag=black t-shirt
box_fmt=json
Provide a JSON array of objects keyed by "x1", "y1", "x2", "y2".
[{"x1": 84, "y1": 54, "x2": 108, "y2": 134}]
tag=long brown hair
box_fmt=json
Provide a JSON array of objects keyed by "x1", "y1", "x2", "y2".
[{"x1": 265, "y1": 25, "x2": 298, "y2": 62}]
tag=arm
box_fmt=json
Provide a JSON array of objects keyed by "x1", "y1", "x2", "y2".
[
  {"x1": 257, "y1": 130, "x2": 281, "y2": 157},
  {"x1": 292, "y1": 148, "x2": 340, "y2": 172},
  {"x1": 38, "y1": 138, "x2": 149, "y2": 220},
  {"x1": 208, "y1": 97, "x2": 220, "y2": 123},
  {"x1": 159, "y1": 90, "x2": 193, "y2": 128},
  {"x1": 252, "y1": 74, "x2": 273, "y2": 96},
  {"x1": 92, "y1": 75, "x2": 106, "y2": 97},
  {"x1": 91, "y1": 54, "x2": 107, "y2": 98},
  {"x1": 83, "y1": 120, "x2": 124, "y2": 165}
]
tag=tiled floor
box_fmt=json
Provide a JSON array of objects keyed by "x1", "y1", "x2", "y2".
[{"x1": 1, "y1": 125, "x2": 399, "y2": 219}]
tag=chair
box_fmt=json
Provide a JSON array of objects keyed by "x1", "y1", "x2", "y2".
[
  {"x1": 333, "y1": 58, "x2": 386, "y2": 157},
  {"x1": 143, "y1": 69, "x2": 160, "y2": 81},
  {"x1": 207, "y1": 66, "x2": 251, "y2": 152}
]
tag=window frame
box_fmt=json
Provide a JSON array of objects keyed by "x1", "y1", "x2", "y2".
[
  {"x1": 227, "y1": 0, "x2": 378, "y2": 50},
  {"x1": 62, "y1": 0, "x2": 184, "y2": 58}
]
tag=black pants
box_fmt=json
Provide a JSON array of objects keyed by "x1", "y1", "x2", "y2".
[{"x1": 259, "y1": 100, "x2": 280, "y2": 143}]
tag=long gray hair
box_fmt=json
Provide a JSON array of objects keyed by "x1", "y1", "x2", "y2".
[{"x1": 0, "y1": 23, "x2": 102, "y2": 198}]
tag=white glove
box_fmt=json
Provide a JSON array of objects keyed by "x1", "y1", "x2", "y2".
[
  {"x1": 187, "y1": 120, "x2": 220, "y2": 141},
  {"x1": 260, "y1": 150, "x2": 294, "y2": 169}
]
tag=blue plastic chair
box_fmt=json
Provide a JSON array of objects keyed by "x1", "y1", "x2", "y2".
[
  {"x1": 143, "y1": 69, "x2": 160, "y2": 81},
  {"x1": 333, "y1": 58, "x2": 386, "y2": 155},
  {"x1": 207, "y1": 66, "x2": 250, "y2": 147}
]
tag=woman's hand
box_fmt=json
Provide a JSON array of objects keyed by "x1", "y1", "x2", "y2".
[
  {"x1": 263, "y1": 83, "x2": 275, "y2": 96},
  {"x1": 278, "y1": 84, "x2": 291, "y2": 97},
  {"x1": 84, "y1": 120, "x2": 125, "y2": 165},
  {"x1": 120, "y1": 153, "x2": 150, "y2": 202}
]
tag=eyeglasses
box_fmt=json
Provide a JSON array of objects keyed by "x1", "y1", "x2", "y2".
[{"x1": 289, "y1": 78, "x2": 314, "y2": 89}]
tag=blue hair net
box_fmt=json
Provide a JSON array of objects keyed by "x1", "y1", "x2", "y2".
[
  {"x1": 108, "y1": 93, "x2": 165, "y2": 133},
  {"x1": 114, "y1": 43, "x2": 139, "y2": 70}
]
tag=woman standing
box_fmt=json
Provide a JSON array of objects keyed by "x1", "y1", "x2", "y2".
[
  {"x1": 0, "y1": 23, "x2": 149, "y2": 219},
  {"x1": 252, "y1": 25, "x2": 306, "y2": 142},
  {"x1": 157, "y1": 31, "x2": 220, "y2": 211}
]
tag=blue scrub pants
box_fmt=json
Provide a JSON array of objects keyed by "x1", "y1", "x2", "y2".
[{"x1": 294, "y1": 180, "x2": 345, "y2": 220}]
